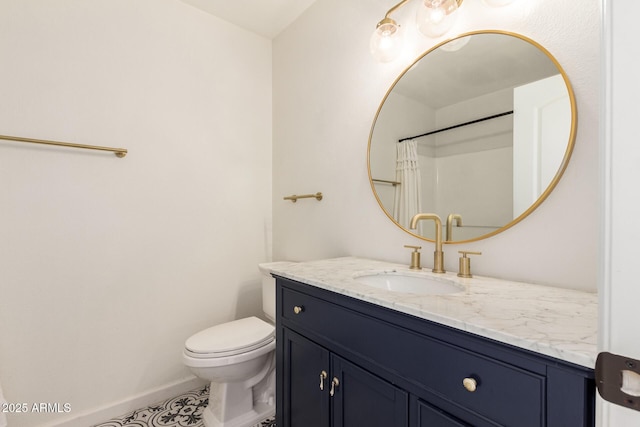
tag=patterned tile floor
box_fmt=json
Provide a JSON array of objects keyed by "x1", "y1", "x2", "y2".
[{"x1": 93, "y1": 385, "x2": 275, "y2": 427}]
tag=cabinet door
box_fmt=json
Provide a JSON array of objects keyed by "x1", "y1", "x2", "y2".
[
  {"x1": 413, "y1": 398, "x2": 471, "y2": 427},
  {"x1": 332, "y1": 356, "x2": 408, "y2": 427},
  {"x1": 281, "y1": 328, "x2": 330, "y2": 427}
]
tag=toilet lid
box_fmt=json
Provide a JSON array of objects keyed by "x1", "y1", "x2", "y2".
[{"x1": 185, "y1": 316, "x2": 274, "y2": 357}]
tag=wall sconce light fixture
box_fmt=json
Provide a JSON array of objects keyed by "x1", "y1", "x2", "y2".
[{"x1": 370, "y1": 0, "x2": 515, "y2": 63}]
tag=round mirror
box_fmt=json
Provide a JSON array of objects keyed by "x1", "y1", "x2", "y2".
[{"x1": 368, "y1": 30, "x2": 577, "y2": 243}]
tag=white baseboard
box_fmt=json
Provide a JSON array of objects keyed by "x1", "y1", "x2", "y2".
[{"x1": 42, "y1": 376, "x2": 207, "y2": 427}]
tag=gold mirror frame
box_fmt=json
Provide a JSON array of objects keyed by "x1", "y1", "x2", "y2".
[{"x1": 367, "y1": 30, "x2": 577, "y2": 244}]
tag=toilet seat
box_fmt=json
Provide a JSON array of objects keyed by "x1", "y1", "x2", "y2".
[{"x1": 183, "y1": 317, "x2": 275, "y2": 367}]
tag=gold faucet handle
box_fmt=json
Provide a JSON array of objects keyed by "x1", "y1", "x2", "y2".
[
  {"x1": 457, "y1": 251, "x2": 482, "y2": 278},
  {"x1": 458, "y1": 251, "x2": 482, "y2": 257},
  {"x1": 404, "y1": 245, "x2": 422, "y2": 270}
]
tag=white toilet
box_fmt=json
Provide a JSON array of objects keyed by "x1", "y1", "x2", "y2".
[{"x1": 183, "y1": 262, "x2": 292, "y2": 427}]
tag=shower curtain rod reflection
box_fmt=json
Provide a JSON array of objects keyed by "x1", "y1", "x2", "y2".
[
  {"x1": 0, "y1": 134, "x2": 128, "y2": 157},
  {"x1": 398, "y1": 110, "x2": 513, "y2": 143}
]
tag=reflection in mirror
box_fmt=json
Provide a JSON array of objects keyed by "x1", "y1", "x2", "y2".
[{"x1": 368, "y1": 31, "x2": 576, "y2": 243}]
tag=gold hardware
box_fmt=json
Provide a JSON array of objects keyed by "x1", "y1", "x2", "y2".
[
  {"x1": 330, "y1": 377, "x2": 340, "y2": 397},
  {"x1": 319, "y1": 370, "x2": 328, "y2": 390},
  {"x1": 0, "y1": 133, "x2": 127, "y2": 158},
  {"x1": 375, "y1": 0, "x2": 463, "y2": 28},
  {"x1": 410, "y1": 213, "x2": 445, "y2": 273},
  {"x1": 283, "y1": 192, "x2": 323, "y2": 203},
  {"x1": 462, "y1": 377, "x2": 477, "y2": 392},
  {"x1": 446, "y1": 213, "x2": 463, "y2": 242},
  {"x1": 379, "y1": 0, "x2": 410, "y2": 24},
  {"x1": 458, "y1": 251, "x2": 482, "y2": 278},
  {"x1": 404, "y1": 245, "x2": 422, "y2": 270},
  {"x1": 293, "y1": 306, "x2": 304, "y2": 314},
  {"x1": 372, "y1": 178, "x2": 401, "y2": 186}
]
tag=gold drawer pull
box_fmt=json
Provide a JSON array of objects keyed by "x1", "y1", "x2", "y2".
[
  {"x1": 319, "y1": 370, "x2": 328, "y2": 390},
  {"x1": 293, "y1": 305, "x2": 304, "y2": 314},
  {"x1": 330, "y1": 377, "x2": 340, "y2": 397},
  {"x1": 463, "y1": 377, "x2": 477, "y2": 392}
]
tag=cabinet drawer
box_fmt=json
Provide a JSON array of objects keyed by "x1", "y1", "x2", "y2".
[{"x1": 280, "y1": 284, "x2": 544, "y2": 427}]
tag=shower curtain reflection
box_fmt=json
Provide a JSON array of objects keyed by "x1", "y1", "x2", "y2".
[{"x1": 393, "y1": 140, "x2": 423, "y2": 234}]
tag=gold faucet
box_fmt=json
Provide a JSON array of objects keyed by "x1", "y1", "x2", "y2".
[
  {"x1": 410, "y1": 213, "x2": 445, "y2": 273},
  {"x1": 404, "y1": 245, "x2": 422, "y2": 270},
  {"x1": 446, "y1": 213, "x2": 463, "y2": 241},
  {"x1": 458, "y1": 250, "x2": 482, "y2": 278}
]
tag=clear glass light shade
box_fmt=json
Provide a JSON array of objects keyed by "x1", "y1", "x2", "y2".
[
  {"x1": 416, "y1": 0, "x2": 460, "y2": 38},
  {"x1": 370, "y1": 22, "x2": 404, "y2": 63}
]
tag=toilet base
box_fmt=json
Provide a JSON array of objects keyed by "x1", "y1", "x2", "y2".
[
  {"x1": 202, "y1": 402, "x2": 274, "y2": 427},
  {"x1": 202, "y1": 365, "x2": 275, "y2": 427}
]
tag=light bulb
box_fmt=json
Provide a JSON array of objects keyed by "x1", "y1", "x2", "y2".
[
  {"x1": 416, "y1": 0, "x2": 460, "y2": 38},
  {"x1": 370, "y1": 19, "x2": 404, "y2": 63}
]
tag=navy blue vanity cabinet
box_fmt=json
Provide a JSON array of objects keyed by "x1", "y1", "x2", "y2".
[
  {"x1": 275, "y1": 277, "x2": 595, "y2": 427},
  {"x1": 280, "y1": 327, "x2": 330, "y2": 427},
  {"x1": 413, "y1": 397, "x2": 472, "y2": 426},
  {"x1": 280, "y1": 322, "x2": 409, "y2": 426}
]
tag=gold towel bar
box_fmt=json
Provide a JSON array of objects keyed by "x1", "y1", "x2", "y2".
[
  {"x1": 372, "y1": 178, "x2": 401, "y2": 186},
  {"x1": 0, "y1": 134, "x2": 127, "y2": 158},
  {"x1": 283, "y1": 192, "x2": 323, "y2": 203}
]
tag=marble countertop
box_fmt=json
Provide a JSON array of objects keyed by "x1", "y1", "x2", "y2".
[{"x1": 269, "y1": 257, "x2": 597, "y2": 369}]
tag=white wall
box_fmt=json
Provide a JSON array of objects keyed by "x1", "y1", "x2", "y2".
[
  {"x1": 0, "y1": 1, "x2": 272, "y2": 426},
  {"x1": 273, "y1": 0, "x2": 600, "y2": 291},
  {"x1": 436, "y1": 147, "x2": 513, "y2": 240},
  {"x1": 431, "y1": 88, "x2": 514, "y2": 240}
]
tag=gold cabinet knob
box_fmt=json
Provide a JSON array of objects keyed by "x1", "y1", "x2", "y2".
[
  {"x1": 293, "y1": 306, "x2": 304, "y2": 314},
  {"x1": 462, "y1": 377, "x2": 477, "y2": 392}
]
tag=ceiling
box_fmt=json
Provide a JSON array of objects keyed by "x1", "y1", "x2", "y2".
[
  {"x1": 179, "y1": 0, "x2": 318, "y2": 39},
  {"x1": 393, "y1": 33, "x2": 560, "y2": 109}
]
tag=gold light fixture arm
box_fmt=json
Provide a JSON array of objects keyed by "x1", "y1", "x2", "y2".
[
  {"x1": 0, "y1": 134, "x2": 127, "y2": 158},
  {"x1": 378, "y1": 0, "x2": 464, "y2": 25},
  {"x1": 380, "y1": 0, "x2": 411, "y2": 25}
]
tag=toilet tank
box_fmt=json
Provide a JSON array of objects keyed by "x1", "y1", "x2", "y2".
[{"x1": 258, "y1": 262, "x2": 295, "y2": 322}]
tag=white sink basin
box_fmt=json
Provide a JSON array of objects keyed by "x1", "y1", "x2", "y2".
[{"x1": 353, "y1": 271, "x2": 463, "y2": 295}]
